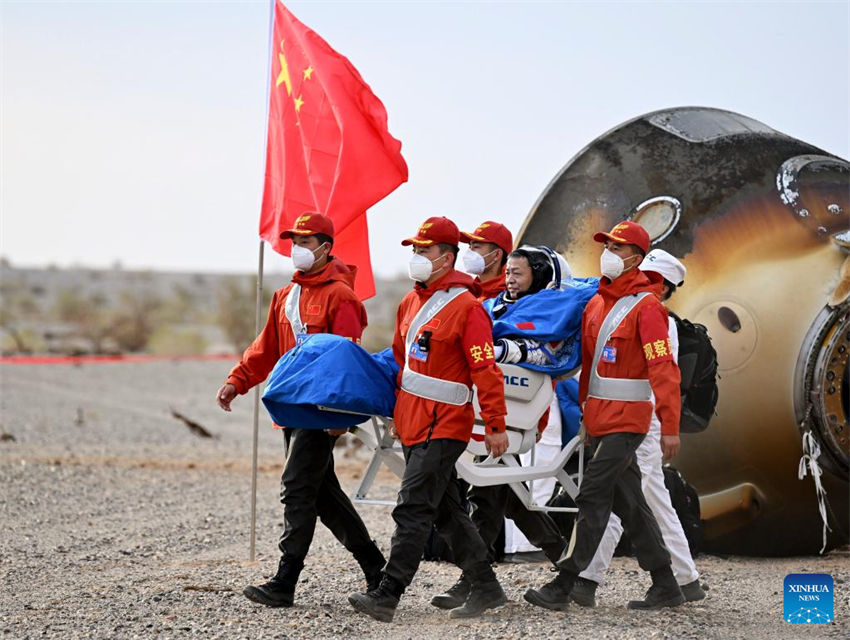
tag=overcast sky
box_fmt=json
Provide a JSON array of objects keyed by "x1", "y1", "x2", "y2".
[{"x1": 2, "y1": 0, "x2": 848, "y2": 279}]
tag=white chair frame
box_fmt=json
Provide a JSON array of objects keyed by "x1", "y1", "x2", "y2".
[{"x1": 349, "y1": 364, "x2": 583, "y2": 513}]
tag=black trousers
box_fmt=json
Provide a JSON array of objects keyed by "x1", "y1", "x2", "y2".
[
  {"x1": 468, "y1": 458, "x2": 566, "y2": 565},
  {"x1": 384, "y1": 438, "x2": 494, "y2": 590},
  {"x1": 559, "y1": 432, "x2": 671, "y2": 575},
  {"x1": 278, "y1": 428, "x2": 374, "y2": 560}
]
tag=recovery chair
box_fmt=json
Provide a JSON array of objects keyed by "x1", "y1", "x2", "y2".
[{"x1": 350, "y1": 363, "x2": 584, "y2": 514}]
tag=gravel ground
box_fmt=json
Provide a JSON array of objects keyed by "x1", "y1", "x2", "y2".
[{"x1": 1, "y1": 361, "x2": 848, "y2": 639}]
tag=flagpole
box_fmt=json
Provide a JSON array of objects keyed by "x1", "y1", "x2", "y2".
[
  {"x1": 248, "y1": 0, "x2": 278, "y2": 564},
  {"x1": 249, "y1": 240, "x2": 265, "y2": 562},
  {"x1": 248, "y1": 240, "x2": 268, "y2": 562}
]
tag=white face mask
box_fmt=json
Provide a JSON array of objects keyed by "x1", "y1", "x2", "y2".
[
  {"x1": 461, "y1": 250, "x2": 485, "y2": 275},
  {"x1": 600, "y1": 248, "x2": 639, "y2": 280},
  {"x1": 461, "y1": 248, "x2": 498, "y2": 276},
  {"x1": 408, "y1": 252, "x2": 446, "y2": 282},
  {"x1": 600, "y1": 248, "x2": 625, "y2": 280},
  {"x1": 292, "y1": 243, "x2": 325, "y2": 272}
]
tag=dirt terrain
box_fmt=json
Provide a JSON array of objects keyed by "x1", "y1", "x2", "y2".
[{"x1": 1, "y1": 360, "x2": 847, "y2": 639}]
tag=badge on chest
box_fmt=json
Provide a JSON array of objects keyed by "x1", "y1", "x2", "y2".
[
  {"x1": 601, "y1": 344, "x2": 617, "y2": 363},
  {"x1": 408, "y1": 330, "x2": 432, "y2": 362}
]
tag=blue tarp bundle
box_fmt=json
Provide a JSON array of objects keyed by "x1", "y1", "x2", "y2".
[
  {"x1": 483, "y1": 277, "x2": 599, "y2": 377},
  {"x1": 262, "y1": 335, "x2": 398, "y2": 429}
]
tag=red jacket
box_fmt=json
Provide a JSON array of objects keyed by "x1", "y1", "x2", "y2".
[
  {"x1": 226, "y1": 258, "x2": 367, "y2": 395},
  {"x1": 393, "y1": 269, "x2": 507, "y2": 446},
  {"x1": 475, "y1": 266, "x2": 507, "y2": 303},
  {"x1": 578, "y1": 268, "x2": 681, "y2": 437}
]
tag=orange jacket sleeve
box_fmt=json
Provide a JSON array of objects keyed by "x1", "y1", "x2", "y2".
[
  {"x1": 225, "y1": 290, "x2": 284, "y2": 395},
  {"x1": 638, "y1": 303, "x2": 682, "y2": 436},
  {"x1": 463, "y1": 304, "x2": 506, "y2": 433},
  {"x1": 392, "y1": 299, "x2": 407, "y2": 370},
  {"x1": 330, "y1": 299, "x2": 365, "y2": 342}
]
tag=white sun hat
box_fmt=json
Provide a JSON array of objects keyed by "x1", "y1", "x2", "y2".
[{"x1": 639, "y1": 248, "x2": 686, "y2": 286}]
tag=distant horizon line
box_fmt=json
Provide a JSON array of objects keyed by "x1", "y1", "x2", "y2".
[{"x1": 0, "y1": 256, "x2": 409, "y2": 281}]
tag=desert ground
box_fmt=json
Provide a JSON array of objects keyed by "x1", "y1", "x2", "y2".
[{"x1": 1, "y1": 360, "x2": 847, "y2": 639}]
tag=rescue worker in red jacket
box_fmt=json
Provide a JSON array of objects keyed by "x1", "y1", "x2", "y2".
[
  {"x1": 430, "y1": 231, "x2": 568, "y2": 612},
  {"x1": 216, "y1": 213, "x2": 385, "y2": 608},
  {"x1": 459, "y1": 220, "x2": 512, "y2": 302},
  {"x1": 348, "y1": 217, "x2": 509, "y2": 622},
  {"x1": 524, "y1": 220, "x2": 684, "y2": 612}
]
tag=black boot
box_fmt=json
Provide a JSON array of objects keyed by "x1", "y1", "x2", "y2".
[
  {"x1": 680, "y1": 579, "x2": 707, "y2": 602},
  {"x1": 627, "y1": 566, "x2": 685, "y2": 610},
  {"x1": 448, "y1": 564, "x2": 507, "y2": 618},
  {"x1": 430, "y1": 574, "x2": 471, "y2": 610},
  {"x1": 348, "y1": 575, "x2": 402, "y2": 623},
  {"x1": 243, "y1": 555, "x2": 304, "y2": 608},
  {"x1": 569, "y1": 577, "x2": 598, "y2": 608},
  {"x1": 523, "y1": 569, "x2": 575, "y2": 611},
  {"x1": 353, "y1": 541, "x2": 386, "y2": 592}
]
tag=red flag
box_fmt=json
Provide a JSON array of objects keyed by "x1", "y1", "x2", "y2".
[{"x1": 259, "y1": 2, "x2": 408, "y2": 300}]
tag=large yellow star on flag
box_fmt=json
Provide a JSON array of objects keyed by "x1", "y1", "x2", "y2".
[{"x1": 276, "y1": 46, "x2": 292, "y2": 95}]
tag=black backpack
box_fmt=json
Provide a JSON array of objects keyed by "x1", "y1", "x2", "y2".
[
  {"x1": 662, "y1": 465, "x2": 704, "y2": 555},
  {"x1": 670, "y1": 312, "x2": 719, "y2": 433}
]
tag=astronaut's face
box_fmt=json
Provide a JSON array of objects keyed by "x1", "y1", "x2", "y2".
[{"x1": 505, "y1": 256, "x2": 533, "y2": 298}]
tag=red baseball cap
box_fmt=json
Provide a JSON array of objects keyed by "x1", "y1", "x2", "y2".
[
  {"x1": 401, "y1": 216, "x2": 460, "y2": 247},
  {"x1": 460, "y1": 221, "x2": 513, "y2": 256},
  {"x1": 593, "y1": 220, "x2": 650, "y2": 254},
  {"x1": 279, "y1": 212, "x2": 335, "y2": 239}
]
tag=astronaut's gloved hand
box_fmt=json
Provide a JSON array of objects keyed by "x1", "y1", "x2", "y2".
[
  {"x1": 495, "y1": 338, "x2": 524, "y2": 363},
  {"x1": 514, "y1": 338, "x2": 552, "y2": 366}
]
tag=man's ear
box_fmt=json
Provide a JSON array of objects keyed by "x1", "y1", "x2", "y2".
[
  {"x1": 634, "y1": 254, "x2": 644, "y2": 268},
  {"x1": 443, "y1": 250, "x2": 456, "y2": 269}
]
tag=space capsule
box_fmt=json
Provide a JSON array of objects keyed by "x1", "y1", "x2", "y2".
[{"x1": 518, "y1": 107, "x2": 849, "y2": 555}]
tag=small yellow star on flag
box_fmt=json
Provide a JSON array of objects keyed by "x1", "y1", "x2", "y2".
[
  {"x1": 294, "y1": 94, "x2": 304, "y2": 112},
  {"x1": 303, "y1": 66, "x2": 314, "y2": 80}
]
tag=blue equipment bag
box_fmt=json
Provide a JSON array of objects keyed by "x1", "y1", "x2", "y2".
[{"x1": 262, "y1": 334, "x2": 399, "y2": 429}]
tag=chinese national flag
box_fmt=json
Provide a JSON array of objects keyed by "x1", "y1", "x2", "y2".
[{"x1": 259, "y1": 1, "x2": 408, "y2": 300}]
